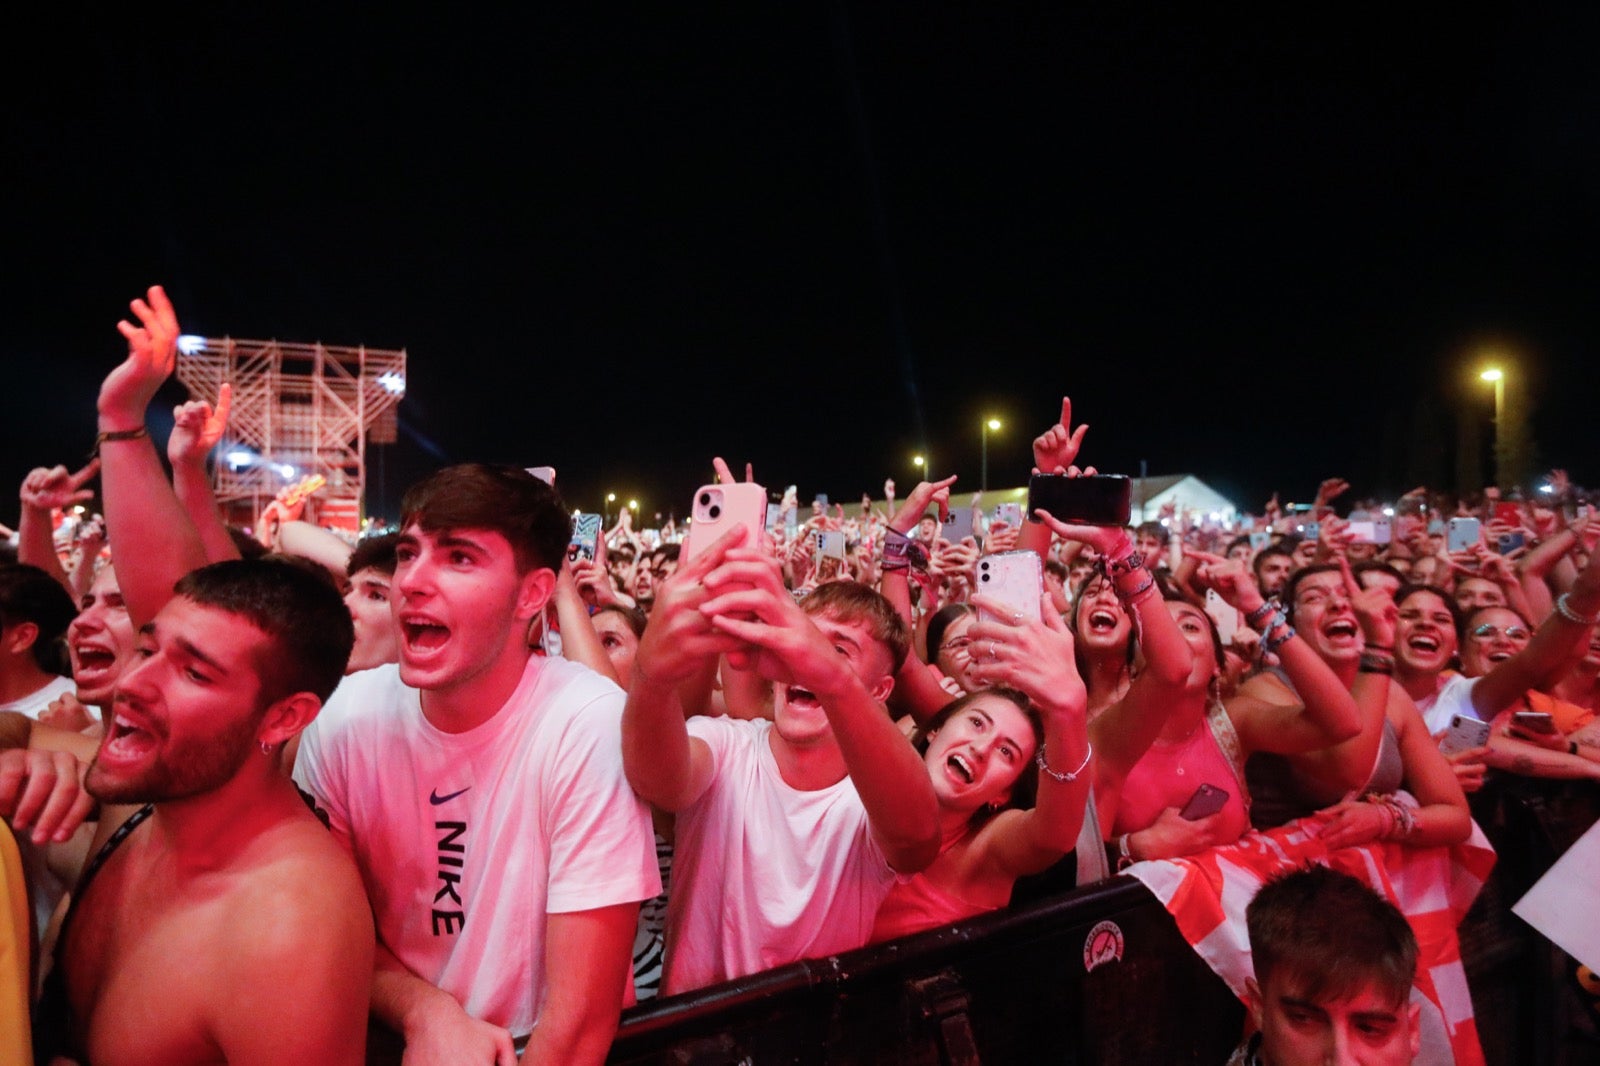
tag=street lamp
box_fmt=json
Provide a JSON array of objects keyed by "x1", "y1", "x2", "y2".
[
  {"x1": 980, "y1": 418, "x2": 1002, "y2": 493},
  {"x1": 1480, "y1": 368, "x2": 1505, "y2": 486},
  {"x1": 912, "y1": 454, "x2": 928, "y2": 480},
  {"x1": 605, "y1": 492, "x2": 617, "y2": 524}
]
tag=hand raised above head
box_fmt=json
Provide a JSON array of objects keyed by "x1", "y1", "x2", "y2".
[
  {"x1": 1032, "y1": 396, "x2": 1089, "y2": 476},
  {"x1": 100, "y1": 285, "x2": 181, "y2": 428},
  {"x1": 888, "y1": 476, "x2": 957, "y2": 534},
  {"x1": 168, "y1": 383, "x2": 233, "y2": 467},
  {"x1": 20, "y1": 460, "x2": 99, "y2": 513}
]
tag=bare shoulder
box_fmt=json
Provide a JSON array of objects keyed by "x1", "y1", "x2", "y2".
[
  {"x1": 1238, "y1": 669, "x2": 1296, "y2": 706},
  {"x1": 226, "y1": 808, "x2": 372, "y2": 952}
]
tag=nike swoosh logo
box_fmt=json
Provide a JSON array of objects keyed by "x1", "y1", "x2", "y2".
[{"x1": 429, "y1": 786, "x2": 471, "y2": 805}]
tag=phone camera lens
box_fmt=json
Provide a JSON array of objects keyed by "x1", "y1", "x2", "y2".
[
  {"x1": 698, "y1": 492, "x2": 712, "y2": 507},
  {"x1": 708, "y1": 505, "x2": 721, "y2": 519}
]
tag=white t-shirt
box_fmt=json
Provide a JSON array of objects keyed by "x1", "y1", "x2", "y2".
[
  {"x1": 663, "y1": 715, "x2": 896, "y2": 996},
  {"x1": 294, "y1": 656, "x2": 660, "y2": 1038},
  {"x1": 1417, "y1": 673, "x2": 1482, "y2": 735},
  {"x1": 0, "y1": 675, "x2": 77, "y2": 719}
]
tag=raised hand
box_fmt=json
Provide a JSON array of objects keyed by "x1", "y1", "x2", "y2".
[
  {"x1": 888, "y1": 476, "x2": 957, "y2": 534},
  {"x1": 1031, "y1": 507, "x2": 1130, "y2": 558},
  {"x1": 1340, "y1": 555, "x2": 1397, "y2": 649},
  {"x1": 100, "y1": 285, "x2": 180, "y2": 428},
  {"x1": 1032, "y1": 396, "x2": 1089, "y2": 475},
  {"x1": 1313, "y1": 477, "x2": 1351, "y2": 509},
  {"x1": 20, "y1": 460, "x2": 100, "y2": 513},
  {"x1": 1196, "y1": 557, "x2": 1266, "y2": 615},
  {"x1": 966, "y1": 593, "x2": 1088, "y2": 717},
  {"x1": 168, "y1": 383, "x2": 233, "y2": 467}
]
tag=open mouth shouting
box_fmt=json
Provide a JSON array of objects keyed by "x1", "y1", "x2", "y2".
[
  {"x1": 400, "y1": 613, "x2": 451, "y2": 660},
  {"x1": 98, "y1": 702, "x2": 161, "y2": 770},
  {"x1": 71, "y1": 639, "x2": 121, "y2": 688},
  {"x1": 946, "y1": 751, "x2": 975, "y2": 786},
  {"x1": 1085, "y1": 608, "x2": 1121, "y2": 635}
]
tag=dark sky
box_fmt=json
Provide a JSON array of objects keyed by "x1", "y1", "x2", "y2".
[{"x1": 6, "y1": 7, "x2": 1598, "y2": 525}]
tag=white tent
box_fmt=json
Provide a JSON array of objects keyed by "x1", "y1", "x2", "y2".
[{"x1": 1130, "y1": 474, "x2": 1239, "y2": 525}]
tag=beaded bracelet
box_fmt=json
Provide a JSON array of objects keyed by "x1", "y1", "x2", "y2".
[
  {"x1": 1555, "y1": 592, "x2": 1600, "y2": 627},
  {"x1": 1036, "y1": 740, "x2": 1093, "y2": 782},
  {"x1": 1105, "y1": 549, "x2": 1146, "y2": 579}
]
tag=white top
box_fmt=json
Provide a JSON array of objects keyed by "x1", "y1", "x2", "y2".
[
  {"x1": 1417, "y1": 673, "x2": 1482, "y2": 735},
  {"x1": 294, "y1": 657, "x2": 660, "y2": 1037},
  {"x1": 663, "y1": 715, "x2": 896, "y2": 995},
  {"x1": 0, "y1": 675, "x2": 78, "y2": 718}
]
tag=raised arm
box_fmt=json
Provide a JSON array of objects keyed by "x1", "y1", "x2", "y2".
[
  {"x1": 701, "y1": 550, "x2": 939, "y2": 873},
  {"x1": 1017, "y1": 396, "x2": 1090, "y2": 561},
  {"x1": 95, "y1": 285, "x2": 207, "y2": 627},
  {"x1": 167, "y1": 386, "x2": 242, "y2": 564},
  {"x1": 550, "y1": 563, "x2": 619, "y2": 685},
  {"x1": 1470, "y1": 546, "x2": 1600, "y2": 720},
  {"x1": 879, "y1": 477, "x2": 960, "y2": 725},
  {"x1": 17, "y1": 461, "x2": 99, "y2": 593},
  {"x1": 621, "y1": 528, "x2": 746, "y2": 811}
]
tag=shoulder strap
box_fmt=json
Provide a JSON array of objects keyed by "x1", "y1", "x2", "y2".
[{"x1": 1206, "y1": 702, "x2": 1251, "y2": 809}]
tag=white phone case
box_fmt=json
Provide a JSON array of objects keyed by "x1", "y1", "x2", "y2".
[
  {"x1": 975, "y1": 551, "x2": 1043, "y2": 625},
  {"x1": 1438, "y1": 713, "x2": 1490, "y2": 756}
]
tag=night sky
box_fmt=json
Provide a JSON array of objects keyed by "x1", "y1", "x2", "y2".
[{"x1": 6, "y1": 8, "x2": 1598, "y2": 525}]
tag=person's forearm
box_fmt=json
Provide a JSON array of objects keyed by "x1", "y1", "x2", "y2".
[
  {"x1": 17, "y1": 504, "x2": 71, "y2": 593},
  {"x1": 1277, "y1": 639, "x2": 1363, "y2": 745},
  {"x1": 371, "y1": 941, "x2": 455, "y2": 1037},
  {"x1": 621, "y1": 679, "x2": 699, "y2": 810},
  {"x1": 824, "y1": 679, "x2": 938, "y2": 871},
  {"x1": 552, "y1": 581, "x2": 618, "y2": 685},
  {"x1": 97, "y1": 430, "x2": 207, "y2": 628},
  {"x1": 1519, "y1": 528, "x2": 1573, "y2": 582},
  {"x1": 1402, "y1": 803, "x2": 1471, "y2": 847},
  {"x1": 171, "y1": 459, "x2": 242, "y2": 564},
  {"x1": 878, "y1": 567, "x2": 915, "y2": 629},
  {"x1": 1486, "y1": 735, "x2": 1600, "y2": 781},
  {"x1": 1028, "y1": 705, "x2": 1091, "y2": 854},
  {"x1": 1016, "y1": 519, "x2": 1051, "y2": 560},
  {"x1": 1501, "y1": 575, "x2": 1541, "y2": 629},
  {"x1": 274, "y1": 520, "x2": 354, "y2": 577}
]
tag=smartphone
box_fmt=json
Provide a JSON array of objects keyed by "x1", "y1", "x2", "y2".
[
  {"x1": 1447, "y1": 517, "x2": 1481, "y2": 554},
  {"x1": 1496, "y1": 531, "x2": 1526, "y2": 555},
  {"x1": 1204, "y1": 588, "x2": 1239, "y2": 645},
  {"x1": 1301, "y1": 521, "x2": 1320, "y2": 541},
  {"x1": 975, "y1": 551, "x2": 1042, "y2": 626},
  {"x1": 525, "y1": 465, "x2": 557, "y2": 486},
  {"x1": 1027, "y1": 474, "x2": 1133, "y2": 527},
  {"x1": 942, "y1": 508, "x2": 977, "y2": 543},
  {"x1": 1427, "y1": 518, "x2": 1446, "y2": 536},
  {"x1": 683, "y1": 482, "x2": 769, "y2": 563},
  {"x1": 765, "y1": 502, "x2": 783, "y2": 533},
  {"x1": 1179, "y1": 784, "x2": 1229, "y2": 821},
  {"x1": 1492, "y1": 501, "x2": 1522, "y2": 526},
  {"x1": 1248, "y1": 531, "x2": 1271, "y2": 551},
  {"x1": 1512, "y1": 710, "x2": 1558, "y2": 736},
  {"x1": 1438, "y1": 713, "x2": 1491, "y2": 756},
  {"x1": 1346, "y1": 519, "x2": 1392, "y2": 545},
  {"x1": 568, "y1": 513, "x2": 602, "y2": 563},
  {"x1": 992, "y1": 502, "x2": 1024, "y2": 529},
  {"x1": 814, "y1": 529, "x2": 846, "y2": 561}
]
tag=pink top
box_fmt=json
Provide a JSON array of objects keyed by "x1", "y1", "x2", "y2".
[
  {"x1": 870, "y1": 870, "x2": 994, "y2": 944},
  {"x1": 1112, "y1": 702, "x2": 1249, "y2": 842}
]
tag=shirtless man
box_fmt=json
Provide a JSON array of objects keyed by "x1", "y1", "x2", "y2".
[
  {"x1": 40, "y1": 285, "x2": 373, "y2": 1064},
  {"x1": 49, "y1": 558, "x2": 373, "y2": 1065}
]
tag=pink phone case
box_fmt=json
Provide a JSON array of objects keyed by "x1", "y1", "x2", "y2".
[
  {"x1": 683, "y1": 483, "x2": 769, "y2": 564},
  {"x1": 975, "y1": 551, "x2": 1042, "y2": 625}
]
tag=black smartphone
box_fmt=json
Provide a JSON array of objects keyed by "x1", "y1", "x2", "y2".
[
  {"x1": 1179, "y1": 783, "x2": 1229, "y2": 821},
  {"x1": 1027, "y1": 474, "x2": 1133, "y2": 527}
]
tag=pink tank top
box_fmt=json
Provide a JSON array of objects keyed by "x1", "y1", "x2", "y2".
[
  {"x1": 871, "y1": 871, "x2": 994, "y2": 944},
  {"x1": 1112, "y1": 701, "x2": 1250, "y2": 842}
]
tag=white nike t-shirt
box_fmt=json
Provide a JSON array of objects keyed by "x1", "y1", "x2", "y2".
[{"x1": 295, "y1": 656, "x2": 660, "y2": 1037}]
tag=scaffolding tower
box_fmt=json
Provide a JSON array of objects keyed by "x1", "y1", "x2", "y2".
[{"x1": 174, "y1": 338, "x2": 407, "y2": 531}]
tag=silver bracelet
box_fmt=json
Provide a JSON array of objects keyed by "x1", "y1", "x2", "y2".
[
  {"x1": 1555, "y1": 593, "x2": 1600, "y2": 627},
  {"x1": 1036, "y1": 740, "x2": 1093, "y2": 782}
]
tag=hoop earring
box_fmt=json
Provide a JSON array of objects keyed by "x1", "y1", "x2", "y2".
[{"x1": 259, "y1": 740, "x2": 274, "y2": 756}]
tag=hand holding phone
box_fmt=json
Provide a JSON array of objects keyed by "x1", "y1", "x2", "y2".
[
  {"x1": 1179, "y1": 784, "x2": 1229, "y2": 821},
  {"x1": 974, "y1": 551, "x2": 1042, "y2": 626},
  {"x1": 1438, "y1": 713, "x2": 1491, "y2": 756}
]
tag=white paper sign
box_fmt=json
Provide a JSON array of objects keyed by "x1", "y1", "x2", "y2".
[{"x1": 1512, "y1": 817, "x2": 1600, "y2": 972}]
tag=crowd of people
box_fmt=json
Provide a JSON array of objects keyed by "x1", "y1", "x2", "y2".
[{"x1": 1, "y1": 286, "x2": 1597, "y2": 1064}]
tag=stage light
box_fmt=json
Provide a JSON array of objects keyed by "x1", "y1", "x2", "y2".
[
  {"x1": 379, "y1": 371, "x2": 406, "y2": 395},
  {"x1": 177, "y1": 335, "x2": 206, "y2": 356},
  {"x1": 226, "y1": 449, "x2": 254, "y2": 469}
]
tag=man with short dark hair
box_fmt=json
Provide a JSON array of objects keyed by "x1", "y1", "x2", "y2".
[
  {"x1": 344, "y1": 532, "x2": 401, "y2": 674},
  {"x1": 50, "y1": 558, "x2": 374, "y2": 1065},
  {"x1": 0, "y1": 563, "x2": 78, "y2": 718},
  {"x1": 1233, "y1": 865, "x2": 1420, "y2": 1066},
  {"x1": 295, "y1": 463, "x2": 659, "y2": 1065},
  {"x1": 1254, "y1": 545, "x2": 1295, "y2": 599}
]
